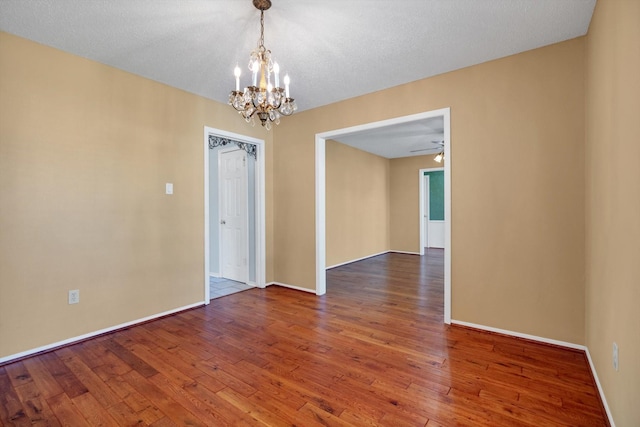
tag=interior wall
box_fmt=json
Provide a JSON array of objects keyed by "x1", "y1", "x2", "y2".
[
  {"x1": 273, "y1": 37, "x2": 585, "y2": 344},
  {"x1": 585, "y1": 0, "x2": 640, "y2": 425},
  {"x1": 389, "y1": 155, "x2": 442, "y2": 253},
  {"x1": 326, "y1": 139, "x2": 390, "y2": 267},
  {"x1": 0, "y1": 32, "x2": 273, "y2": 359}
]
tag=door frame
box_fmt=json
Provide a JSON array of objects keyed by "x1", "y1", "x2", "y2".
[
  {"x1": 422, "y1": 173, "x2": 430, "y2": 249},
  {"x1": 218, "y1": 146, "x2": 249, "y2": 283},
  {"x1": 419, "y1": 167, "x2": 444, "y2": 252},
  {"x1": 204, "y1": 127, "x2": 266, "y2": 303},
  {"x1": 315, "y1": 107, "x2": 451, "y2": 323}
]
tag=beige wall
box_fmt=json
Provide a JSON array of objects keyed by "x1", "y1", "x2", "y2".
[
  {"x1": 3, "y1": 7, "x2": 638, "y2": 421},
  {"x1": 1, "y1": 29, "x2": 587, "y2": 360},
  {"x1": 274, "y1": 38, "x2": 586, "y2": 344},
  {"x1": 0, "y1": 32, "x2": 274, "y2": 358},
  {"x1": 326, "y1": 140, "x2": 390, "y2": 267},
  {"x1": 325, "y1": 139, "x2": 441, "y2": 266},
  {"x1": 389, "y1": 156, "x2": 442, "y2": 252},
  {"x1": 585, "y1": 0, "x2": 640, "y2": 425},
  {"x1": 326, "y1": 140, "x2": 442, "y2": 266}
]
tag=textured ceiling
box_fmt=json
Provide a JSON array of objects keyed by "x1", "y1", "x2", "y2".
[
  {"x1": 0, "y1": 0, "x2": 596, "y2": 157},
  {"x1": 334, "y1": 117, "x2": 445, "y2": 159}
]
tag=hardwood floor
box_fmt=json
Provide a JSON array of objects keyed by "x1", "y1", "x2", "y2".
[{"x1": 0, "y1": 250, "x2": 608, "y2": 426}]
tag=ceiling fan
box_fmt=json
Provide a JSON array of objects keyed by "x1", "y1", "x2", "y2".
[{"x1": 409, "y1": 140, "x2": 444, "y2": 153}]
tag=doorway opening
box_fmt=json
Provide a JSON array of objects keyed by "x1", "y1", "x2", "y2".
[
  {"x1": 315, "y1": 108, "x2": 451, "y2": 323},
  {"x1": 420, "y1": 167, "x2": 445, "y2": 253},
  {"x1": 204, "y1": 127, "x2": 266, "y2": 303}
]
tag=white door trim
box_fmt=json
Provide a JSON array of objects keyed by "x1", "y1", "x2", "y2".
[
  {"x1": 419, "y1": 167, "x2": 444, "y2": 252},
  {"x1": 315, "y1": 108, "x2": 452, "y2": 323},
  {"x1": 422, "y1": 174, "x2": 430, "y2": 251},
  {"x1": 204, "y1": 127, "x2": 266, "y2": 303}
]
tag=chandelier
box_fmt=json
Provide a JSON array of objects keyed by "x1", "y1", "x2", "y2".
[{"x1": 229, "y1": 0, "x2": 297, "y2": 130}]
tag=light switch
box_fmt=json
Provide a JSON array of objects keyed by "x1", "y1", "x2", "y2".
[{"x1": 166, "y1": 183, "x2": 173, "y2": 195}]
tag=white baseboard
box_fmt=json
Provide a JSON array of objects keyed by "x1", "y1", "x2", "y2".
[
  {"x1": 390, "y1": 250, "x2": 421, "y2": 256},
  {"x1": 266, "y1": 281, "x2": 316, "y2": 294},
  {"x1": 584, "y1": 347, "x2": 616, "y2": 426},
  {"x1": 451, "y1": 319, "x2": 584, "y2": 349},
  {"x1": 326, "y1": 250, "x2": 390, "y2": 270},
  {"x1": 0, "y1": 301, "x2": 205, "y2": 365},
  {"x1": 451, "y1": 319, "x2": 615, "y2": 426},
  {"x1": 325, "y1": 250, "x2": 423, "y2": 270},
  {"x1": 209, "y1": 272, "x2": 220, "y2": 278}
]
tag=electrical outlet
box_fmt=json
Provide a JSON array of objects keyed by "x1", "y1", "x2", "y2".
[
  {"x1": 613, "y1": 342, "x2": 619, "y2": 371},
  {"x1": 68, "y1": 289, "x2": 80, "y2": 305}
]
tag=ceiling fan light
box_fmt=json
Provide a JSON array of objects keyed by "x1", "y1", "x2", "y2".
[{"x1": 434, "y1": 152, "x2": 444, "y2": 163}]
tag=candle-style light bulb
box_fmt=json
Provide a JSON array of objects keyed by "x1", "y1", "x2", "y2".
[
  {"x1": 273, "y1": 62, "x2": 280, "y2": 88},
  {"x1": 252, "y1": 61, "x2": 259, "y2": 87},
  {"x1": 284, "y1": 74, "x2": 290, "y2": 98},
  {"x1": 234, "y1": 65, "x2": 241, "y2": 91}
]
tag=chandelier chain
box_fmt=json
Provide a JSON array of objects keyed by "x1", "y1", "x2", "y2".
[{"x1": 259, "y1": 11, "x2": 265, "y2": 49}]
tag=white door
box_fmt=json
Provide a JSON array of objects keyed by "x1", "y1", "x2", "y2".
[
  {"x1": 424, "y1": 175, "x2": 430, "y2": 249},
  {"x1": 219, "y1": 149, "x2": 248, "y2": 282}
]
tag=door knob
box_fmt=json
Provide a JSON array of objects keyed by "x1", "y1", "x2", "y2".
[{"x1": 220, "y1": 220, "x2": 226, "y2": 225}]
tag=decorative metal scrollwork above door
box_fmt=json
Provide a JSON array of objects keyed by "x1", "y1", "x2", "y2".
[{"x1": 208, "y1": 135, "x2": 257, "y2": 160}]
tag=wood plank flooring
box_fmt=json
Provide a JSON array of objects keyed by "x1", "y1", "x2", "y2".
[{"x1": 0, "y1": 250, "x2": 608, "y2": 426}]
